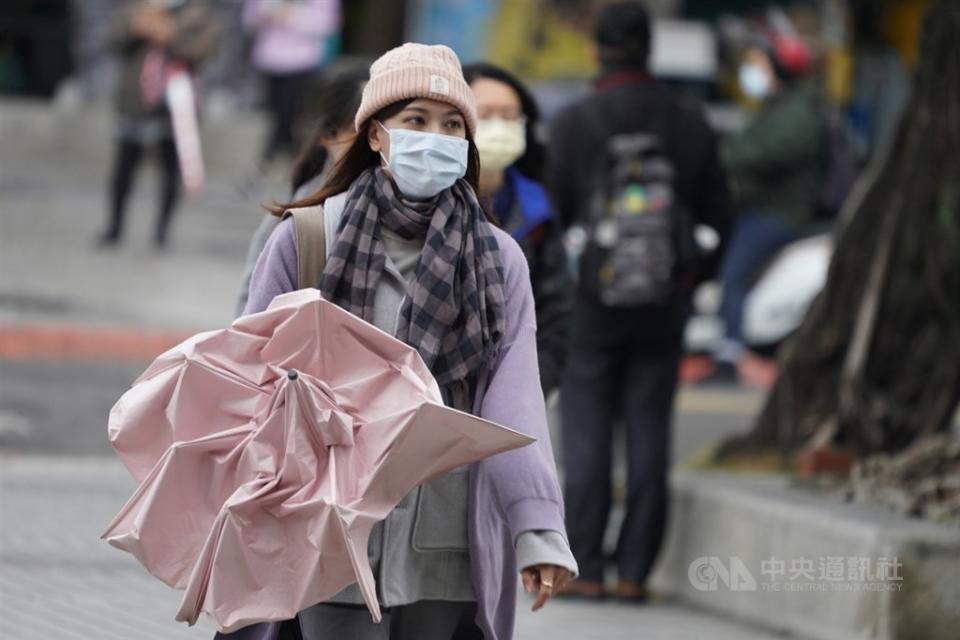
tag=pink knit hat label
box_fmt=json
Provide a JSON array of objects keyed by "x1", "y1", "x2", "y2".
[{"x1": 430, "y1": 75, "x2": 450, "y2": 96}]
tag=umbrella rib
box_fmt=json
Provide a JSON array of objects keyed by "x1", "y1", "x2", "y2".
[{"x1": 186, "y1": 355, "x2": 275, "y2": 396}]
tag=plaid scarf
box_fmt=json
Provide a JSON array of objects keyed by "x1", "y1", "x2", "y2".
[{"x1": 319, "y1": 167, "x2": 506, "y2": 388}]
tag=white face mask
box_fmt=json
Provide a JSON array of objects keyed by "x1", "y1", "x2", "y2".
[
  {"x1": 474, "y1": 118, "x2": 527, "y2": 173},
  {"x1": 377, "y1": 122, "x2": 469, "y2": 200},
  {"x1": 739, "y1": 63, "x2": 773, "y2": 101}
]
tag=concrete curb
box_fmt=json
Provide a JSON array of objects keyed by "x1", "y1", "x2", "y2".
[{"x1": 651, "y1": 473, "x2": 960, "y2": 640}]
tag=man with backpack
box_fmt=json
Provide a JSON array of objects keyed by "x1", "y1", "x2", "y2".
[{"x1": 549, "y1": 2, "x2": 733, "y2": 599}]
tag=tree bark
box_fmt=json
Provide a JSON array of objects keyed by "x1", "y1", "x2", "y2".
[{"x1": 719, "y1": 0, "x2": 960, "y2": 458}]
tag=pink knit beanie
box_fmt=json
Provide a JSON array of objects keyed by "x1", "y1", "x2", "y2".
[{"x1": 354, "y1": 43, "x2": 478, "y2": 137}]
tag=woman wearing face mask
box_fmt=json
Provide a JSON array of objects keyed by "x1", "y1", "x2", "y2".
[
  {"x1": 240, "y1": 43, "x2": 577, "y2": 640},
  {"x1": 236, "y1": 66, "x2": 368, "y2": 316},
  {"x1": 463, "y1": 63, "x2": 571, "y2": 397}
]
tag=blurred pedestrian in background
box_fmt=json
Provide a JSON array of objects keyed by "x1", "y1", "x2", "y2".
[
  {"x1": 236, "y1": 65, "x2": 367, "y2": 316},
  {"x1": 711, "y1": 33, "x2": 821, "y2": 383},
  {"x1": 243, "y1": 0, "x2": 340, "y2": 173},
  {"x1": 98, "y1": 0, "x2": 217, "y2": 248},
  {"x1": 463, "y1": 62, "x2": 571, "y2": 396},
  {"x1": 549, "y1": 2, "x2": 733, "y2": 600},
  {"x1": 288, "y1": 66, "x2": 369, "y2": 199}
]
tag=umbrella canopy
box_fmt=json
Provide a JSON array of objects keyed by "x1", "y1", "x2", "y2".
[{"x1": 102, "y1": 289, "x2": 533, "y2": 633}]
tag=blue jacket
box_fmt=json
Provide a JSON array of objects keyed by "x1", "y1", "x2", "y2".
[
  {"x1": 493, "y1": 168, "x2": 556, "y2": 242},
  {"x1": 491, "y1": 168, "x2": 571, "y2": 394}
]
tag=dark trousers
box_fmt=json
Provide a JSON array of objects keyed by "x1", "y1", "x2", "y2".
[
  {"x1": 261, "y1": 70, "x2": 312, "y2": 163},
  {"x1": 718, "y1": 213, "x2": 797, "y2": 346},
  {"x1": 299, "y1": 601, "x2": 481, "y2": 640},
  {"x1": 560, "y1": 299, "x2": 681, "y2": 584},
  {"x1": 215, "y1": 604, "x2": 481, "y2": 640},
  {"x1": 105, "y1": 137, "x2": 180, "y2": 243}
]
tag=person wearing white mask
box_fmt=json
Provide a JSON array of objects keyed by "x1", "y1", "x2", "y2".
[
  {"x1": 710, "y1": 37, "x2": 822, "y2": 385},
  {"x1": 234, "y1": 43, "x2": 577, "y2": 640},
  {"x1": 464, "y1": 62, "x2": 572, "y2": 397}
]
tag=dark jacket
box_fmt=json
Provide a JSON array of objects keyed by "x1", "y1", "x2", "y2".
[
  {"x1": 721, "y1": 80, "x2": 823, "y2": 232},
  {"x1": 109, "y1": 0, "x2": 218, "y2": 119},
  {"x1": 492, "y1": 169, "x2": 571, "y2": 395},
  {"x1": 547, "y1": 71, "x2": 734, "y2": 348}
]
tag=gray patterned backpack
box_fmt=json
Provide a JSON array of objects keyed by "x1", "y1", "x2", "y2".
[{"x1": 575, "y1": 132, "x2": 693, "y2": 306}]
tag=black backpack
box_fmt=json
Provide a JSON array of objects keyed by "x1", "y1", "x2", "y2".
[{"x1": 574, "y1": 127, "x2": 696, "y2": 307}]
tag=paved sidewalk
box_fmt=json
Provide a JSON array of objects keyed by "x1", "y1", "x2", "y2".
[
  {"x1": 0, "y1": 172, "x2": 266, "y2": 333},
  {"x1": 0, "y1": 456, "x2": 786, "y2": 640},
  {"x1": 1, "y1": 105, "x2": 777, "y2": 639}
]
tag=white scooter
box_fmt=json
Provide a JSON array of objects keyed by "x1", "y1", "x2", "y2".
[{"x1": 685, "y1": 232, "x2": 834, "y2": 354}]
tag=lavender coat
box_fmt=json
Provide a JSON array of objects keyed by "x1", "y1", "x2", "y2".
[
  {"x1": 243, "y1": 0, "x2": 339, "y2": 74},
  {"x1": 226, "y1": 221, "x2": 568, "y2": 640}
]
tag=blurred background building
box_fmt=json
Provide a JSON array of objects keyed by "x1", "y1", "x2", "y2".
[
  {"x1": 0, "y1": 0, "x2": 933, "y2": 383},
  {"x1": 0, "y1": 0, "x2": 926, "y2": 198},
  {"x1": 1, "y1": 3, "x2": 955, "y2": 639},
  {"x1": 1, "y1": 1, "x2": 925, "y2": 110}
]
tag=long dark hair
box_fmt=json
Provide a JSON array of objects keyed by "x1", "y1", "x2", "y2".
[
  {"x1": 268, "y1": 99, "x2": 485, "y2": 217},
  {"x1": 289, "y1": 66, "x2": 368, "y2": 195},
  {"x1": 462, "y1": 62, "x2": 547, "y2": 183}
]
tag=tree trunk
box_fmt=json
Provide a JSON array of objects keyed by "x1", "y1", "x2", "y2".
[{"x1": 720, "y1": 0, "x2": 960, "y2": 459}]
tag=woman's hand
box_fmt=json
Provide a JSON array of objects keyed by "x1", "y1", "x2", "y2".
[{"x1": 521, "y1": 564, "x2": 573, "y2": 612}]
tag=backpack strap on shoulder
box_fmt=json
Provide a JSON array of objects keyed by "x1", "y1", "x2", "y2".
[
  {"x1": 279, "y1": 191, "x2": 349, "y2": 290},
  {"x1": 281, "y1": 206, "x2": 326, "y2": 290}
]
